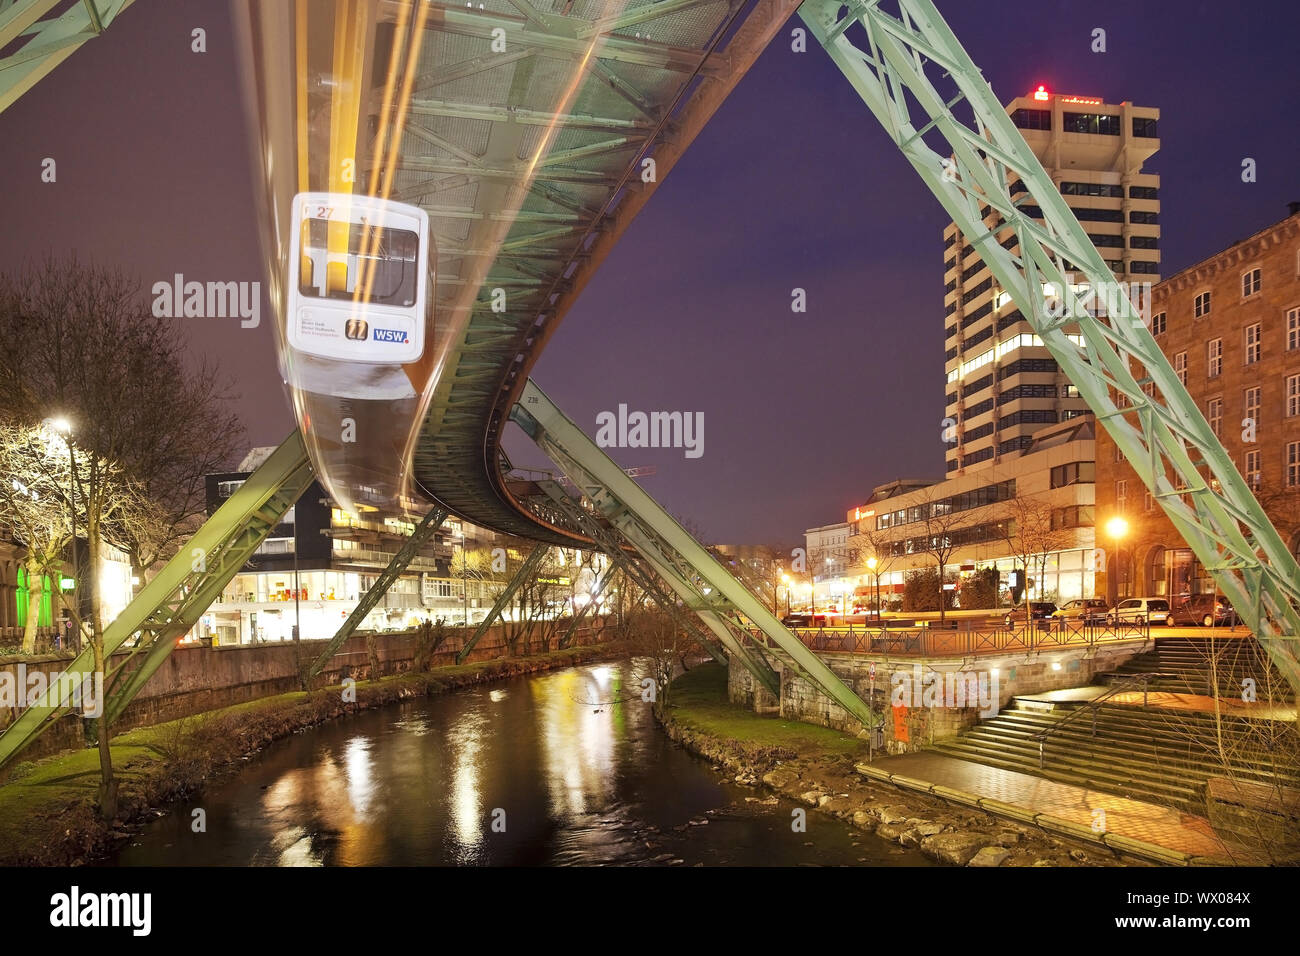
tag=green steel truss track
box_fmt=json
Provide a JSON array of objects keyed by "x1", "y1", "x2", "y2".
[
  {"x1": 514, "y1": 378, "x2": 877, "y2": 725},
  {"x1": 798, "y1": 0, "x2": 1300, "y2": 693},
  {"x1": 455, "y1": 541, "x2": 549, "y2": 663},
  {"x1": 404, "y1": 0, "x2": 806, "y2": 544},
  {"x1": 0, "y1": 432, "x2": 312, "y2": 767},
  {"x1": 305, "y1": 506, "x2": 450, "y2": 681},
  {"x1": 534, "y1": 479, "x2": 731, "y2": 667},
  {"x1": 0, "y1": 0, "x2": 136, "y2": 114}
]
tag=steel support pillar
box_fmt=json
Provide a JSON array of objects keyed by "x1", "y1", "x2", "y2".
[
  {"x1": 513, "y1": 379, "x2": 877, "y2": 726},
  {"x1": 305, "y1": 506, "x2": 449, "y2": 681},
  {"x1": 798, "y1": 0, "x2": 1300, "y2": 695},
  {"x1": 0, "y1": 431, "x2": 314, "y2": 765},
  {"x1": 558, "y1": 562, "x2": 613, "y2": 649},
  {"x1": 0, "y1": 0, "x2": 138, "y2": 115},
  {"x1": 534, "y1": 479, "x2": 734, "y2": 669},
  {"x1": 455, "y1": 542, "x2": 549, "y2": 663}
]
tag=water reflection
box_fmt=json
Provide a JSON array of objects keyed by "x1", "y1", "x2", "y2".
[{"x1": 110, "y1": 660, "x2": 931, "y2": 867}]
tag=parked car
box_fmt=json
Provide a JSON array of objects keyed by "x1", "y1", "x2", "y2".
[
  {"x1": 1170, "y1": 593, "x2": 1241, "y2": 627},
  {"x1": 1053, "y1": 599, "x2": 1109, "y2": 623},
  {"x1": 1107, "y1": 597, "x2": 1171, "y2": 626},
  {"x1": 1004, "y1": 602, "x2": 1058, "y2": 627}
]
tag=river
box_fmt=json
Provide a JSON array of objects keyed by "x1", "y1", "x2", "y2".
[{"x1": 111, "y1": 659, "x2": 930, "y2": 866}]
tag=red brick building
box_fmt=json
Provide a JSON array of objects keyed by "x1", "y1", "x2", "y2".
[{"x1": 1096, "y1": 205, "x2": 1300, "y2": 602}]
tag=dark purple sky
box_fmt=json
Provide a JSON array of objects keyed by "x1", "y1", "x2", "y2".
[{"x1": 3, "y1": 0, "x2": 1298, "y2": 545}]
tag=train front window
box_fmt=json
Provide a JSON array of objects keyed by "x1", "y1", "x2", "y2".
[{"x1": 298, "y1": 217, "x2": 419, "y2": 307}]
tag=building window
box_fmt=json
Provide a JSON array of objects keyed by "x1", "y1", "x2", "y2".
[
  {"x1": 1174, "y1": 351, "x2": 1187, "y2": 384},
  {"x1": 1241, "y1": 268, "x2": 1261, "y2": 298},
  {"x1": 1116, "y1": 479, "x2": 1128, "y2": 513},
  {"x1": 1289, "y1": 373, "x2": 1300, "y2": 418},
  {"x1": 1063, "y1": 111, "x2": 1121, "y2": 135},
  {"x1": 1194, "y1": 291, "x2": 1211, "y2": 318},
  {"x1": 1245, "y1": 386, "x2": 1261, "y2": 425},
  {"x1": 1132, "y1": 116, "x2": 1159, "y2": 138},
  {"x1": 1129, "y1": 210, "x2": 1159, "y2": 225},
  {"x1": 1289, "y1": 442, "x2": 1300, "y2": 488},
  {"x1": 1151, "y1": 311, "x2": 1166, "y2": 335},
  {"x1": 1207, "y1": 397, "x2": 1223, "y2": 436},
  {"x1": 1011, "y1": 108, "x2": 1051, "y2": 130},
  {"x1": 1288, "y1": 308, "x2": 1300, "y2": 351},
  {"x1": 1129, "y1": 235, "x2": 1159, "y2": 249},
  {"x1": 1207, "y1": 339, "x2": 1223, "y2": 378},
  {"x1": 1143, "y1": 490, "x2": 1154, "y2": 512},
  {"x1": 1244, "y1": 323, "x2": 1262, "y2": 365},
  {"x1": 1130, "y1": 261, "x2": 1160, "y2": 274},
  {"x1": 1129, "y1": 185, "x2": 1159, "y2": 200},
  {"x1": 1050, "y1": 461, "x2": 1096, "y2": 487},
  {"x1": 1246, "y1": 449, "x2": 1262, "y2": 489}
]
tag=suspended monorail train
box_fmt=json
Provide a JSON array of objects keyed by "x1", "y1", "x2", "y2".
[{"x1": 281, "y1": 192, "x2": 436, "y2": 515}]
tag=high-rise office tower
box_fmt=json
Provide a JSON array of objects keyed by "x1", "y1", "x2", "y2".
[{"x1": 942, "y1": 86, "x2": 1160, "y2": 475}]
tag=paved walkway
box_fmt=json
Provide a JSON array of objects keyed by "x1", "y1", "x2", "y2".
[
  {"x1": 866, "y1": 751, "x2": 1247, "y2": 862},
  {"x1": 1018, "y1": 685, "x2": 1296, "y2": 720}
]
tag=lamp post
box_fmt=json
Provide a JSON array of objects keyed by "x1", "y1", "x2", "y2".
[
  {"x1": 781, "y1": 573, "x2": 791, "y2": 617},
  {"x1": 866, "y1": 555, "x2": 879, "y2": 617},
  {"x1": 1105, "y1": 516, "x2": 1129, "y2": 603},
  {"x1": 44, "y1": 418, "x2": 76, "y2": 651}
]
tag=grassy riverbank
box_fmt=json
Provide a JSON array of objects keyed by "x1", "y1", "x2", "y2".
[{"x1": 0, "y1": 644, "x2": 613, "y2": 866}]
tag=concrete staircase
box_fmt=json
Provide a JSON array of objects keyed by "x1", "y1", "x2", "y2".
[
  {"x1": 933, "y1": 698, "x2": 1299, "y2": 814},
  {"x1": 1099, "y1": 636, "x2": 1295, "y2": 702}
]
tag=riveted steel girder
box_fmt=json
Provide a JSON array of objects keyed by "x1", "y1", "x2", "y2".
[
  {"x1": 514, "y1": 379, "x2": 877, "y2": 726},
  {"x1": 0, "y1": 0, "x2": 136, "y2": 114},
  {"x1": 0, "y1": 432, "x2": 313, "y2": 766},
  {"x1": 798, "y1": 0, "x2": 1300, "y2": 695},
  {"x1": 306, "y1": 506, "x2": 449, "y2": 680}
]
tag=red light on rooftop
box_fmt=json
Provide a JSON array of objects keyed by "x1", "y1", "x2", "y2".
[{"x1": 1032, "y1": 85, "x2": 1049, "y2": 101}]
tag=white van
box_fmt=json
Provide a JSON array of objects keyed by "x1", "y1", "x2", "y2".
[{"x1": 1107, "y1": 597, "x2": 1171, "y2": 625}]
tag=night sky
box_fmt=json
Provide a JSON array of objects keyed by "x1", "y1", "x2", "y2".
[{"x1": 2, "y1": 0, "x2": 1298, "y2": 545}]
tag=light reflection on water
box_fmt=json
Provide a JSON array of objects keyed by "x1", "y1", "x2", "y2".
[{"x1": 109, "y1": 660, "x2": 931, "y2": 867}]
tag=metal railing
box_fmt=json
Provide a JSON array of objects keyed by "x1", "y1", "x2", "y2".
[
  {"x1": 1033, "y1": 671, "x2": 1170, "y2": 768},
  {"x1": 750, "y1": 618, "x2": 1150, "y2": 658}
]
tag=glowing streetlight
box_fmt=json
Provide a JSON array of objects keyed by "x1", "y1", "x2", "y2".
[
  {"x1": 1106, "y1": 516, "x2": 1129, "y2": 601},
  {"x1": 781, "y1": 573, "x2": 791, "y2": 616}
]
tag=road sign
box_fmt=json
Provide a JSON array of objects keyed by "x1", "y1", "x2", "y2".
[{"x1": 869, "y1": 661, "x2": 876, "y2": 680}]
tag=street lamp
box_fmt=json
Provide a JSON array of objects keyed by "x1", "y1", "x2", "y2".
[
  {"x1": 43, "y1": 417, "x2": 77, "y2": 651},
  {"x1": 1105, "y1": 516, "x2": 1129, "y2": 602},
  {"x1": 781, "y1": 573, "x2": 791, "y2": 617}
]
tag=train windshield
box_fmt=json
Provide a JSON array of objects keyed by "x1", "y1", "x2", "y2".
[{"x1": 297, "y1": 217, "x2": 419, "y2": 307}]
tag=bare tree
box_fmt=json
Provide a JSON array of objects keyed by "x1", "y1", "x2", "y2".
[
  {"x1": 0, "y1": 257, "x2": 245, "y2": 820},
  {"x1": 913, "y1": 489, "x2": 964, "y2": 622},
  {"x1": 850, "y1": 523, "x2": 898, "y2": 614},
  {"x1": 0, "y1": 423, "x2": 80, "y2": 652},
  {"x1": 997, "y1": 491, "x2": 1072, "y2": 620}
]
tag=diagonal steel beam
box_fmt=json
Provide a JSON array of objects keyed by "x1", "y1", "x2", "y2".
[
  {"x1": 1, "y1": 431, "x2": 313, "y2": 767},
  {"x1": 514, "y1": 379, "x2": 877, "y2": 724},
  {"x1": 455, "y1": 542, "x2": 549, "y2": 663},
  {"x1": 0, "y1": 0, "x2": 136, "y2": 114},
  {"x1": 799, "y1": 0, "x2": 1300, "y2": 695},
  {"x1": 534, "y1": 480, "x2": 734, "y2": 668},
  {"x1": 305, "y1": 506, "x2": 449, "y2": 681}
]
